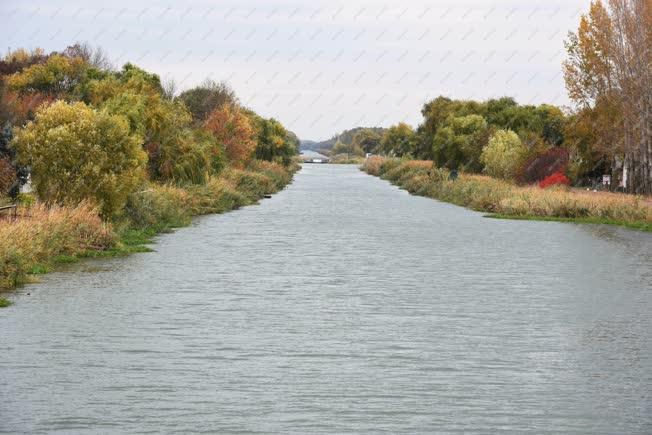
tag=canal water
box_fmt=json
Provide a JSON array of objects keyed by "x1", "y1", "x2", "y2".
[{"x1": 2, "y1": 164, "x2": 651, "y2": 433}]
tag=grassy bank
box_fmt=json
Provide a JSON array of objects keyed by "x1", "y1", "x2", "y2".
[
  {"x1": 0, "y1": 160, "x2": 298, "y2": 295},
  {"x1": 330, "y1": 155, "x2": 366, "y2": 164},
  {"x1": 362, "y1": 156, "x2": 652, "y2": 232}
]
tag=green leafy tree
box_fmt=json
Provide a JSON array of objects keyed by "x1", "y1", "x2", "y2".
[
  {"x1": 533, "y1": 104, "x2": 565, "y2": 146},
  {"x1": 285, "y1": 131, "x2": 300, "y2": 154},
  {"x1": 331, "y1": 140, "x2": 364, "y2": 157},
  {"x1": 352, "y1": 129, "x2": 382, "y2": 154},
  {"x1": 150, "y1": 128, "x2": 213, "y2": 185},
  {"x1": 380, "y1": 123, "x2": 416, "y2": 157},
  {"x1": 117, "y1": 63, "x2": 163, "y2": 94},
  {"x1": 94, "y1": 73, "x2": 217, "y2": 184},
  {"x1": 251, "y1": 115, "x2": 298, "y2": 164},
  {"x1": 417, "y1": 97, "x2": 485, "y2": 159},
  {"x1": 480, "y1": 129, "x2": 528, "y2": 180},
  {"x1": 12, "y1": 101, "x2": 147, "y2": 217},
  {"x1": 432, "y1": 114, "x2": 489, "y2": 171}
]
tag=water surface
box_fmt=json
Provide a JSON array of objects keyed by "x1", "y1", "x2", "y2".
[{"x1": 2, "y1": 165, "x2": 651, "y2": 433}]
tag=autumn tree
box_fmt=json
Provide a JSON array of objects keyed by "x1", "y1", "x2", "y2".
[
  {"x1": 0, "y1": 48, "x2": 48, "y2": 76},
  {"x1": 12, "y1": 101, "x2": 147, "y2": 217},
  {"x1": 6, "y1": 54, "x2": 89, "y2": 96},
  {"x1": 61, "y1": 43, "x2": 112, "y2": 70},
  {"x1": 178, "y1": 79, "x2": 237, "y2": 123},
  {"x1": 204, "y1": 104, "x2": 256, "y2": 167},
  {"x1": 249, "y1": 114, "x2": 298, "y2": 164},
  {"x1": 563, "y1": 108, "x2": 615, "y2": 182},
  {"x1": 564, "y1": 0, "x2": 652, "y2": 193},
  {"x1": 481, "y1": 130, "x2": 528, "y2": 180}
]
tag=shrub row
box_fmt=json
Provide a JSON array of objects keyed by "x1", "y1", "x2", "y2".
[{"x1": 0, "y1": 161, "x2": 298, "y2": 290}]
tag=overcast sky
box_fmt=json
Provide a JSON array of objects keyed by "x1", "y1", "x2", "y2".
[{"x1": 1, "y1": 0, "x2": 590, "y2": 140}]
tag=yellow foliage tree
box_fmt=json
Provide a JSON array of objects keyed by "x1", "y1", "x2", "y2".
[
  {"x1": 481, "y1": 129, "x2": 527, "y2": 180},
  {"x1": 13, "y1": 101, "x2": 147, "y2": 217},
  {"x1": 6, "y1": 54, "x2": 88, "y2": 96},
  {"x1": 564, "y1": 0, "x2": 652, "y2": 193}
]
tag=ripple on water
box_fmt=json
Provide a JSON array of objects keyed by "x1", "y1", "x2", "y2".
[{"x1": 1, "y1": 165, "x2": 651, "y2": 434}]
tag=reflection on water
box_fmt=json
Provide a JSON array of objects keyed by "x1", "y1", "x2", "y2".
[{"x1": 1, "y1": 165, "x2": 651, "y2": 434}]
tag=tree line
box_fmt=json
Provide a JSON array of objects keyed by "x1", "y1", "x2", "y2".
[
  {"x1": 365, "y1": 0, "x2": 651, "y2": 194},
  {"x1": 0, "y1": 43, "x2": 299, "y2": 217}
]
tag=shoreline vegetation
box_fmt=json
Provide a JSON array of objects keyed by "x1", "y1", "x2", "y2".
[
  {"x1": 362, "y1": 156, "x2": 652, "y2": 232},
  {"x1": 329, "y1": 155, "x2": 366, "y2": 165},
  {"x1": 320, "y1": 2, "x2": 652, "y2": 200},
  {"x1": 0, "y1": 44, "x2": 302, "y2": 304},
  {"x1": 0, "y1": 161, "x2": 299, "y2": 293}
]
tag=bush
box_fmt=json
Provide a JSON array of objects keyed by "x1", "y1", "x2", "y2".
[
  {"x1": 247, "y1": 160, "x2": 293, "y2": 189},
  {"x1": 186, "y1": 177, "x2": 248, "y2": 215},
  {"x1": 481, "y1": 129, "x2": 527, "y2": 180},
  {"x1": 123, "y1": 160, "x2": 297, "y2": 229},
  {"x1": 520, "y1": 147, "x2": 570, "y2": 184},
  {"x1": 12, "y1": 100, "x2": 147, "y2": 218},
  {"x1": 539, "y1": 172, "x2": 570, "y2": 189},
  {"x1": 149, "y1": 129, "x2": 212, "y2": 185},
  {"x1": 361, "y1": 156, "x2": 384, "y2": 175},
  {"x1": 123, "y1": 185, "x2": 192, "y2": 230},
  {"x1": 382, "y1": 160, "x2": 432, "y2": 183},
  {"x1": 222, "y1": 168, "x2": 276, "y2": 201}
]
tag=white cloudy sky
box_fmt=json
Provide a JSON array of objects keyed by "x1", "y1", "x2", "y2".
[{"x1": 1, "y1": 0, "x2": 590, "y2": 140}]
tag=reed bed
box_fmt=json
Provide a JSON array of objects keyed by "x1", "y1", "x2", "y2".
[
  {"x1": 0, "y1": 161, "x2": 299, "y2": 291},
  {"x1": 362, "y1": 157, "x2": 652, "y2": 230},
  {"x1": 0, "y1": 202, "x2": 115, "y2": 288}
]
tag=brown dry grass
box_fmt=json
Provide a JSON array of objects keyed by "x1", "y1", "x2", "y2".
[
  {"x1": 0, "y1": 160, "x2": 299, "y2": 290},
  {"x1": 0, "y1": 202, "x2": 115, "y2": 288},
  {"x1": 362, "y1": 157, "x2": 652, "y2": 230}
]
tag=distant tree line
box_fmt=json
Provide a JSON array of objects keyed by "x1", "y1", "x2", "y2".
[
  {"x1": 376, "y1": 97, "x2": 567, "y2": 183},
  {"x1": 303, "y1": 126, "x2": 385, "y2": 157},
  {"x1": 374, "y1": 0, "x2": 651, "y2": 193}
]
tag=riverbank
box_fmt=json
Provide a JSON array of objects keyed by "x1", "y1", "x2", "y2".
[
  {"x1": 0, "y1": 160, "x2": 299, "y2": 294},
  {"x1": 329, "y1": 155, "x2": 366, "y2": 164},
  {"x1": 362, "y1": 157, "x2": 652, "y2": 232}
]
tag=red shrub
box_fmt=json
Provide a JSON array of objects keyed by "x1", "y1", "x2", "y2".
[
  {"x1": 519, "y1": 147, "x2": 569, "y2": 184},
  {"x1": 539, "y1": 171, "x2": 570, "y2": 189}
]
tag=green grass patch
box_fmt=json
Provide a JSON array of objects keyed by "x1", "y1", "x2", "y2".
[
  {"x1": 485, "y1": 213, "x2": 652, "y2": 232},
  {"x1": 30, "y1": 264, "x2": 51, "y2": 274},
  {"x1": 0, "y1": 297, "x2": 12, "y2": 308},
  {"x1": 54, "y1": 255, "x2": 79, "y2": 264}
]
